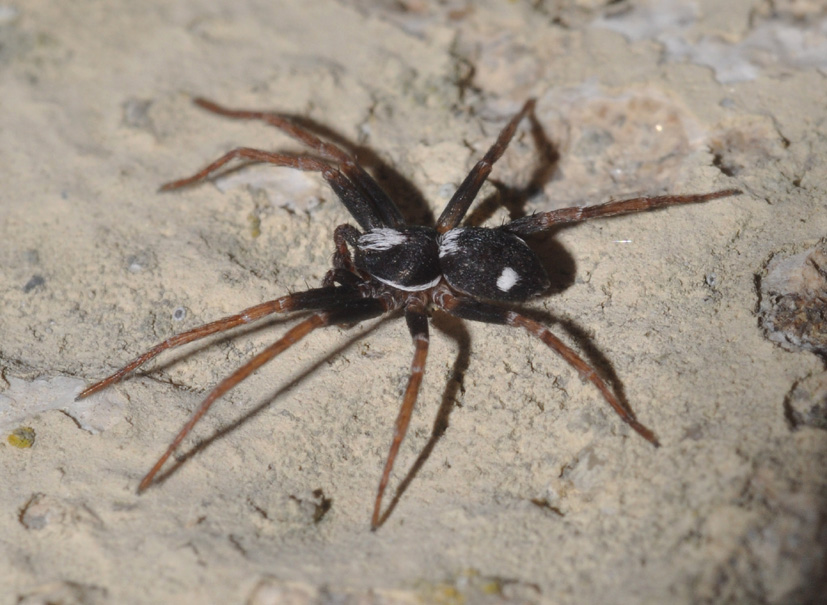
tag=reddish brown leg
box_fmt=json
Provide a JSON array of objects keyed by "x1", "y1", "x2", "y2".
[
  {"x1": 158, "y1": 147, "x2": 331, "y2": 191},
  {"x1": 371, "y1": 301, "x2": 429, "y2": 530},
  {"x1": 77, "y1": 286, "x2": 361, "y2": 400},
  {"x1": 137, "y1": 312, "x2": 328, "y2": 492},
  {"x1": 193, "y1": 98, "x2": 352, "y2": 165},
  {"x1": 505, "y1": 189, "x2": 742, "y2": 236},
  {"x1": 191, "y1": 98, "x2": 404, "y2": 228},
  {"x1": 160, "y1": 143, "x2": 388, "y2": 232},
  {"x1": 138, "y1": 297, "x2": 388, "y2": 492},
  {"x1": 436, "y1": 290, "x2": 659, "y2": 446},
  {"x1": 436, "y1": 99, "x2": 536, "y2": 234},
  {"x1": 508, "y1": 313, "x2": 659, "y2": 446}
]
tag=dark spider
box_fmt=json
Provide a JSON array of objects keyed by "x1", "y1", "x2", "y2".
[{"x1": 78, "y1": 98, "x2": 740, "y2": 529}]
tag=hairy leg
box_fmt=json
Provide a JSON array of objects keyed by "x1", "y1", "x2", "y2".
[
  {"x1": 372, "y1": 299, "x2": 430, "y2": 529},
  {"x1": 504, "y1": 189, "x2": 741, "y2": 236},
  {"x1": 191, "y1": 98, "x2": 405, "y2": 229},
  {"x1": 77, "y1": 286, "x2": 363, "y2": 400},
  {"x1": 436, "y1": 289, "x2": 659, "y2": 446},
  {"x1": 436, "y1": 99, "x2": 536, "y2": 233},
  {"x1": 138, "y1": 297, "x2": 388, "y2": 492}
]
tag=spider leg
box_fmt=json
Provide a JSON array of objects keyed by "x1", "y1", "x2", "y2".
[
  {"x1": 371, "y1": 300, "x2": 429, "y2": 530},
  {"x1": 503, "y1": 188, "x2": 742, "y2": 236},
  {"x1": 138, "y1": 297, "x2": 387, "y2": 493},
  {"x1": 190, "y1": 98, "x2": 405, "y2": 229},
  {"x1": 435, "y1": 289, "x2": 660, "y2": 446},
  {"x1": 159, "y1": 147, "x2": 328, "y2": 191},
  {"x1": 436, "y1": 99, "x2": 536, "y2": 233},
  {"x1": 159, "y1": 147, "x2": 385, "y2": 232},
  {"x1": 76, "y1": 286, "x2": 363, "y2": 400}
]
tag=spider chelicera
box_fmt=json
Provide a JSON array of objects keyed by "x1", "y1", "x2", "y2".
[{"x1": 78, "y1": 97, "x2": 740, "y2": 529}]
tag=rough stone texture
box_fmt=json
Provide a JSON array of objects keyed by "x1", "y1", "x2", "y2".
[
  {"x1": 786, "y1": 372, "x2": 827, "y2": 432},
  {"x1": 759, "y1": 239, "x2": 827, "y2": 357},
  {"x1": 1, "y1": 1, "x2": 826, "y2": 604}
]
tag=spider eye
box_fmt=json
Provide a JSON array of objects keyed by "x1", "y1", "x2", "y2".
[{"x1": 438, "y1": 227, "x2": 549, "y2": 302}]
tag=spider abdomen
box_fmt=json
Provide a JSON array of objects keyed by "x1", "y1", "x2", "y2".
[
  {"x1": 356, "y1": 226, "x2": 442, "y2": 291},
  {"x1": 438, "y1": 227, "x2": 549, "y2": 302}
]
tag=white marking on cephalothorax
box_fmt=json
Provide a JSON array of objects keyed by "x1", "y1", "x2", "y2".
[
  {"x1": 358, "y1": 228, "x2": 407, "y2": 252},
  {"x1": 437, "y1": 228, "x2": 464, "y2": 258},
  {"x1": 496, "y1": 267, "x2": 520, "y2": 292},
  {"x1": 374, "y1": 274, "x2": 442, "y2": 292}
]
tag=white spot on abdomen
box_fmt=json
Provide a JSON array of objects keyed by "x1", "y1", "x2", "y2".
[{"x1": 496, "y1": 267, "x2": 519, "y2": 292}]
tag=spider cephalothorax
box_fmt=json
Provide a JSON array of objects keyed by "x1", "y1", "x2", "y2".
[{"x1": 78, "y1": 97, "x2": 740, "y2": 529}]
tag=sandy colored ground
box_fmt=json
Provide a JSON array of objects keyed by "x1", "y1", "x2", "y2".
[{"x1": 1, "y1": 1, "x2": 826, "y2": 603}]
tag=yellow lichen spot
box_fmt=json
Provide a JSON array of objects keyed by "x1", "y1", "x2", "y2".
[
  {"x1": 248, "y1": 212, "x2": 261, "y2": 239},
  {"x1": 481, "y1": 580, "x2": 502, "y2": 595},
  {"x1": 417, "y1": 583, "x2": 464, "y2": 605},
  {"x1": 8, "y1": 426, "x2": 35, "y2": 448}
]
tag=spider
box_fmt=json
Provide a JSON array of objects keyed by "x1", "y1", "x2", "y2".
[{"x1": 78, "y1": 97, "x2": 740, "y2": 529}]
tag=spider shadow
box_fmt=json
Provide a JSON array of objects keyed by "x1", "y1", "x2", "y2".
[
  {"x1": 457, "y1": 104, "x2": 649, "y2": 395},
  {"x1": 147, "y1": 101, "x2": 636, "y2": 525},
  {"x1": 286, "y1": 114, "x2": 434, "y2": 225},
  {"x1": 459, "y1": 106, "x2": 576, "y2": 296},
  {"x1": 142, "y1": 295, "x2": 636, "y2": 528},
  {"x1": 373, "y1": 293, "x2": 642, "y2": 529},
  {"x1": 146, "y1": 314, "x2": 393, "y2": 489},
  {"x1": 145, "y1": 308, "x2": 471, "y2": 531},
  {"x1": 175, "y1": 109, "x2": 432, "y2": 225},
  {"x1": 521, "y1": 305, "x2": 637, "y2": 420},
  {"x1": 191, "y1": 102, "x2": 561, "y2": 232},
  {"x1": 464, "y1": 106, "x2": 560, "y2": 228},
  {"x1": 185, "y1": 101, "x2": 577, "y2": 297},
  {"x1": 133, "y1": 311, "x2": 303, "y2": 385},
  {"x1": 373, "y1": 312, "x2": 470, "y2": 529}
]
